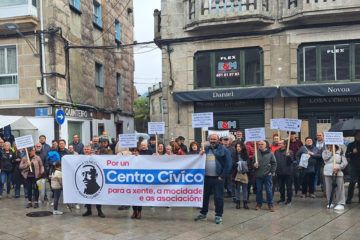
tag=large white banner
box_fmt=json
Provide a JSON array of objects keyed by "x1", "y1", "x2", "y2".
[{"x1": 62, "y1": 154, "x2": 206, "y2": 207}]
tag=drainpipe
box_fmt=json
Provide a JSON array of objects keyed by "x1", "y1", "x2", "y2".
[{"x1": 39, "y1": 0, "x2": 96, "y2": 109}]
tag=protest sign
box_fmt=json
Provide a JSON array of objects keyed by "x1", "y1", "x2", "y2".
[
  {"x1": 15, "y1": 135, "x2": 34, "y2": 149},
  {"x1": 245, "y1": 128, "x2": 266, "y2": 142},
  {"x1": 192, "y1": 112, "x2": 213, "y2": 128},
  {"x1": 279, "y1": 118, "x2": 302, "y2": 132},
  {"x1": 270, "y1": 118, "x2": 284, "y2": 130},
  {"x1": 148, "y1": 122, "x2": 165, "y2": 134},
  {"x1": 118, "y1": 134, "x2": 137, "y2": 148},
  {"x1": 324, "y1": 132, "x2": 344, "y2": 145},
  {"x1": 208, "y1": 130, "x2": 230, "y2": 138},
  {"x1": 63, "y1": 154, "x2": 206, "y2": 207}
]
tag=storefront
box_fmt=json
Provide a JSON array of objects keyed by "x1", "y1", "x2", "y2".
[
  {"x1": 173, "y1": 86, "x2": 278, "y2": 142},
  {"x1": 281, "y1": 83, "x2": 360, "y2": 138}
]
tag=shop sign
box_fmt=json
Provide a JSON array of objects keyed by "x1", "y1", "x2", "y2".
[
  {"x1": 217, "y1": 120, "x2": 236, "y2": 130},
  {"x1": 64, "y1": 107, "x2": 92, "y2": 119}
]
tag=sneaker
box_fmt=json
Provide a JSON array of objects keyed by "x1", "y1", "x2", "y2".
[
  {"x1": 33, "y1": 203, "x2": 39, "y2": 208},
  {"x1": 327, "y1": 204, "x2": 335, "y2": 209},
  {"x1": 334, "y1": 204, "x2": 345, "y2": 211},
  {"x1": 50, "y1": 202, "x2": 54, "y2": 206},
  {"x1": 194, "y1": 214, "x2": 207, "y2": 221},
  {"x1": 309, "y1": 194, "x2": 316, "y2": 199},
  {"x1": 26, "y1": 202, "x2": 32, "y2": 208},
  {"x1": 300, "y1": 194, "x2": 306, "y2": 198},
  {"x1": 53, "y1": 210, "x2": 63, "y2": 215},
  {"x1": 255, "y1": 204, "x2": 261, "y2": 210},
  {"x1": 215, "y1": 216, "x2": 223, "y2": 224},
  {"x1": 285, "y1": 200, "x2": 291, "y2": 205},
  {"x1": 75, "y1": 204, "x2": 80, "y2": 210}
]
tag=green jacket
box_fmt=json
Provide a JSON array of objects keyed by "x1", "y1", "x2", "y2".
[{"x1": 255, "y1": 149, "x2": 277, "y2": 178}]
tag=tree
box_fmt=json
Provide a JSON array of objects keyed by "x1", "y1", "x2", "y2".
[{"x1": 133, "y1": 96, "x2": 150, "y2": 132}]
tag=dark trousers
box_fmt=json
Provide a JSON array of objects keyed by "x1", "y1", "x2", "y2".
[
  {"x1": 302, "y1": 172, "x2": 315, "y2": 195},
  {"x1": 26, "y1": 178, "x2": 39, "y2": 202},
  {"x1": 293, "y1": 169, "x2": 301, "y2": 194},
  {"x1": 347, "y1": 167, "x2": 360, "y2": 201},
  {"x1": 85, "y1": 204, "x2": 102, "y2": 213},
  {"x1": 53, "y1": 189, "x2": 62, "y2": 211},
  {"x1": 278, "y1": 174, "x2": 293, "y2": 202},
  {"x1": 132, "y1": 206, "x2": 142, "y2": 211},
  {"x1": 200, "y1": 176, "x2": 224, "y2": 217}
]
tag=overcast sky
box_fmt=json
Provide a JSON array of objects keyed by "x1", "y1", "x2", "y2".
[{"x1": 133, "y1": 0, "x2": 162, "y2": 95}]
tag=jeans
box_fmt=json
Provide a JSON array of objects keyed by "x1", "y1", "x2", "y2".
[
  {"x1": 26, "y1": 178, "x2": 39, "y2": 202},
  {"x1": 200, "y1": 176, "x2": 224, "y2": 217},
  {"x1": 0, "y1": 171, "x2": 12, "y2": 195},
  {"x1": 302, "y1": 172, "x2": 315, "y2": 195},
  {"x1": 53, "y1": 189, "x2": 62, "y2": 211},
  {"x1": 235, "y1": 182, "x2": 248, "y2": 202},
  {"x1": 278, "y1": 174, "x2": 293, "y2": 202},
  {"x1": 256, "y1": 175, "x2": 273, "y2": 206}
]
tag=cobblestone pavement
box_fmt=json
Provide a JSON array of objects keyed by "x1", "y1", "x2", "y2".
[{"x1": 0, "y1": 189, "x2": 359, "y2": 240}]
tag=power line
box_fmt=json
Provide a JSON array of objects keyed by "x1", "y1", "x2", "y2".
[{"x1": 93, "y1": 0, "x2": 131, "y2": 44}]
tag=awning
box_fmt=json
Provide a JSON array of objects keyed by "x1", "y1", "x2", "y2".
[
  {"x1": 0, "y1": 115, "x2": 38, "y2": 130},
  {"x1": 173, "y1": 86, "x2": 278, "y2": 102},
  {"x1": 280, "y1": 83, "x2": 360, "y2": 98}
]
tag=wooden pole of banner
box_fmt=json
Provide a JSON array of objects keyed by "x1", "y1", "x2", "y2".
[
  {"x1": 201, "y1": 129, "x2": 205, "y2": 151},
  {"x1": 254, "y1": 141, "x2": 258, "y2": 164},
  {"x1": 278, "y1": 129, "x2": 281, "y2": 141},
  {"x1": 25, "y1": 148, "x2": 33, "y2": 172},
  {"x1": 286, "y1": 132, "x2": 291, "y2": 154},
  {"x1": 155, "y1": 133, "x2": 158, "y2": 154},
  {"x1": 332, "y1": 144, "x2": 336, "y2": 169}
]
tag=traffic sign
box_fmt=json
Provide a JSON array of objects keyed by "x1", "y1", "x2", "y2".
[{"x1": 55, "y1": 109, "x2": 65, "y2": 125}]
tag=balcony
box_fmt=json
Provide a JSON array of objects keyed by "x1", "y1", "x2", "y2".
[
  {"x1": 0, "y1": 0, "x2": 38, "y2": 32},
  {"x1": 281, "y1": 0, "x2": 360, "y2": 24},
  {"x1": 184, "y1": 0, "x2": 275, "y2": 31}
]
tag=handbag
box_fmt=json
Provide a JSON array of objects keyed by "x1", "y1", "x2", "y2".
[{"x1": 235, "y1": 172, "x2": 248, "y2": 184}]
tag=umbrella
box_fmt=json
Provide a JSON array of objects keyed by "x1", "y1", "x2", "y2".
[
  {"x1": 328, "y1": 172, "x2": 338, "y2": 209},
  {"x1": 329, "y1": 119, "x2": 360, "y2": 137}
]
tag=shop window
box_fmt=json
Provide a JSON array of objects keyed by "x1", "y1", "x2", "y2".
[
  {"x1": 194, "y1": 47, "x2": 263, "y2": 88},
  {"x1": 0, "y1": 45, "x2": 18, "y2": 100},
  {"x1": 354, "y1": 44, "x2": 360, "y2": 80},
  {"x1": 298, "y1": 42, "x2": 354, "y2": 83}
]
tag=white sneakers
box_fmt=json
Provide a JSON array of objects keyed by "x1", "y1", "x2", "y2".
[
  {"x1": 334, "y1": 205, "x2": 345, "y2": 211},
  {"x1": 75, "y1": 204, "x2": 80, "y2": 210},
  {"x1": 53, "y1": 210, "x2": 63, "y2": 215},
  {"x1": 327, "y1": 204, "x2": 335, "y2": 209}
]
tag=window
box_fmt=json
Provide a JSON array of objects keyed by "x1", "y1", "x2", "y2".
[
  {"x1": 355, "y1": 44, "x2": 360, "y2": 80},
  {"x1": 159, "y1": 97, "x2": 163, "y2": 113},
  {"x1": 95, "y1": 62, "x2": 104, "y2": 88},
  {"x1": 0, "y1": 0, "x2": 27, "y2": 7},
  {"x1": 151, "y1": 99, "x2": 155, "y2": 114},
  {"x1": 194, "y1": 47, "x2": 263, "y2": 88},
  {"x1": 32, "y1": 0, "x2": 37, "y2": 7},
  {"x1": 116, "y1": 73, "x2": 122, "y2": 96},
  {"x1": 93, "y1": 0, "x2": 102, "y2": 29},
  {"x1": 0, "y1": 46, "x2": 18, "y2": 86},
  {"x1": 69, "y1": 0, "x2": 81, "y2": 11},
  {"x1": 299, "y1": 42, "x2": 354, "y2": 82},
  {"x1": 115, "y1": 20, "x2": 121, "y2": 43}
]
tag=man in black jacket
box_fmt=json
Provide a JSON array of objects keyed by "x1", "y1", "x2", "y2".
[
  {"x1": 275, "y1": 140, "x2": 294, "y2": 205},
  {"x1": 345, "y1": 131, "x2": 360, "y2": 204}
]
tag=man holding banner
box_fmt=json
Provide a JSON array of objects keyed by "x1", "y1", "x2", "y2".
[{"x1": 194, "y1": 134, "x2": 231, "y2": 224}]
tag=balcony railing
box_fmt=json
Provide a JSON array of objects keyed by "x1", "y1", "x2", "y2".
[
  {"x1": 0, "y1": 0, "x2": 38, "y2": 19},
  {"x1": 282, "y1": 0, "x2": 360, "y2": 21},
  {"x1": 185, "y1": 0, "x2": 274, "y2": 29}
]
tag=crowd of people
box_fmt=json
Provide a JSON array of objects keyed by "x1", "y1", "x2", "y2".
[{"x1": 0, "y1": 129, "x2": 359, "y2": 225}]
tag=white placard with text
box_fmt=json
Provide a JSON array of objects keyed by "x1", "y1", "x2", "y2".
[
  {"x1": 15, "y1": 135, "x2": 34, "y2": 149},
  {"x1": 324, "y1": 132, "x2": 344, "y2": 145},
  {"x1": 245, "y1": 128, "x2": 266, "y2": 142},
  {"x1": 192, "y1": 112, "x2": 214, "y2": 128},
  {"x1": 148, "y1": 122, "x2": 165, "y2": 134}
]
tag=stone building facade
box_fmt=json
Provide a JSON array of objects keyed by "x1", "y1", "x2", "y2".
[
  {"x1": 154, "y1": 0, "x2": 360, "y2": 144},
  {"x1": 0, "y1": 0, "x2": 134, "y2": 144}
]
